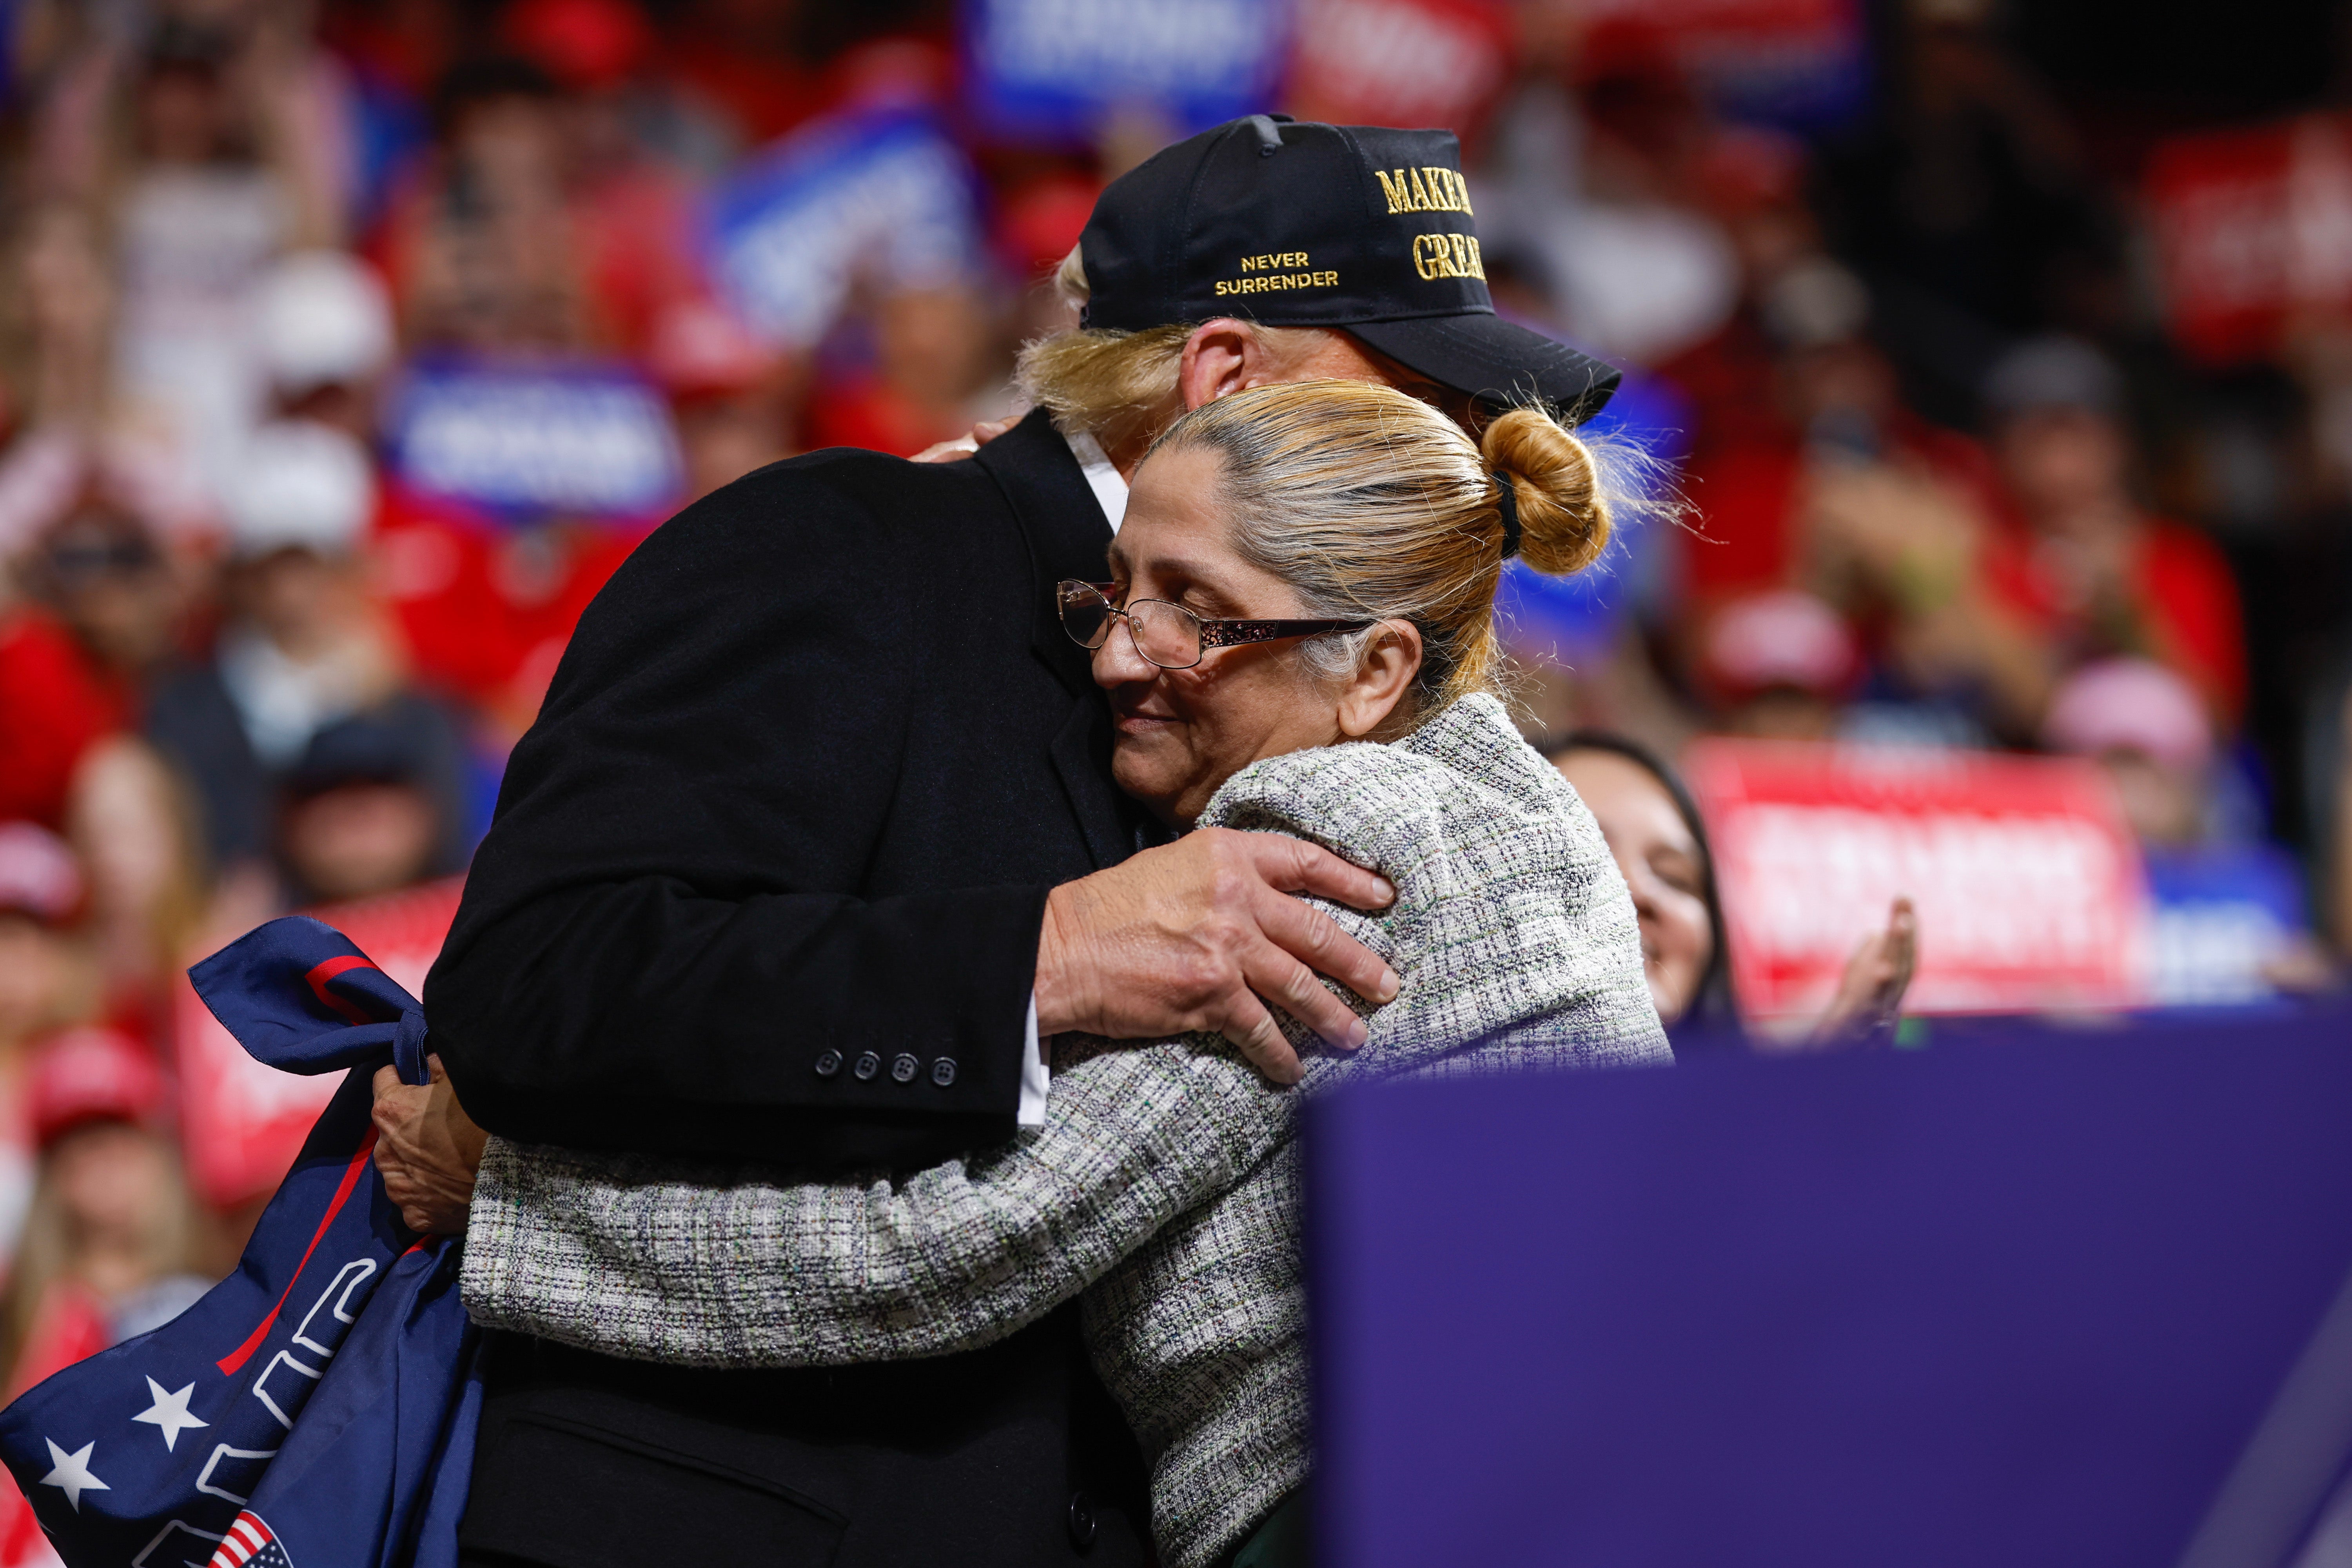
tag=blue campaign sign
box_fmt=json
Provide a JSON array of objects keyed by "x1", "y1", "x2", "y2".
[
  {"x1": 383, "y1": 356, "x2": 684, "y2": 523},
  {"x1": 961, "y1": 0, "x2": 1292, "y2": 145},
  {"x1": 1307, "y1": 1011, "x2": 2352, "y2": 1567},
  {"x1": 706, "y1": 107, "x2": 985, "y2": 350},
  {"x1": 2143, "y1": 843, "x2": 2313, "y2": 1009}
]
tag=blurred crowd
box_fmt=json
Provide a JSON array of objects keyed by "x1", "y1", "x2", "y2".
[{"x1": 1, "y1": 0, "x2": 2350, "y2": 1396}]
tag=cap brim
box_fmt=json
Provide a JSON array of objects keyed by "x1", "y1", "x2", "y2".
[{"x1": 1346, "y1": 314, "x2": 1621, "y2": 423}]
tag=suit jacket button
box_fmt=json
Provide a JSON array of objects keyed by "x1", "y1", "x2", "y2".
[
  {"x1": 852, "y1": 1051, "x2": 881, "y2": 1081},
  {"x1": 1067, "y1": 1491, "x2": 1097, "y2": 1551},
  {"x1": 890, "y1": 1052, "x2": 920, "y2": 1083},
  {"x1": 814, "y1": 1049, "x2": 842, "y2": 1078},
  {"x1": 931, "y1": 1057, "x2": 957, "y2": 1087}
]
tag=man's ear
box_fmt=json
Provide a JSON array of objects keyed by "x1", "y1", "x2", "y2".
[
  {"x1": 1178, "y1": 319, "x2": 1278, "y2": 411},
  {"x1": 1336, "y1": 622, "x2": 1424, "y2": 739}
]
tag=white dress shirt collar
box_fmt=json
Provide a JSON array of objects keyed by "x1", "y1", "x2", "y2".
[{"x1": 1064, "y1": 428, "x2": 1128, "y2": 535}]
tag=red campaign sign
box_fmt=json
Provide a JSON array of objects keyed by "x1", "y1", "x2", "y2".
[
  {"x1": 1284, "y1": 0, "x2": 1516, "y2": 141},
  {"x1": 2145, "y1": 113, "x2": 2352, "y2": 365},
  {"x1": 1683, "y1": 741, "x2": 2146, "y2": 1022},
  {"x1": 175, "y1": 877, "x2": 465, "y2": 1210}
]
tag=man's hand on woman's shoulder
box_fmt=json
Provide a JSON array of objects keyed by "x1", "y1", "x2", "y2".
[
  {"x1": 1034, "y1": 829, "x2": 1401, "y2": 1085},
  {"x1": 910, "y1": 417, "x2": 1020, "y2": 464}
]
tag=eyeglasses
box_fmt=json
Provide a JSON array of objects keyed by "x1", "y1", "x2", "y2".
[{"x1": 1056, "y1": 580, "x2": 1374, "y2": 671}]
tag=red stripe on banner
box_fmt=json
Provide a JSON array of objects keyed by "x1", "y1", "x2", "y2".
[
  {"x1": 216, "y1": 1132, "x2": 377, "y2": 1376},
  {"x1": 207, "y1": 1514, "x2": 264, "y2": 1568},
  {"x1": 305, "y1": 955, "x2": 379, "y2": 1024}
]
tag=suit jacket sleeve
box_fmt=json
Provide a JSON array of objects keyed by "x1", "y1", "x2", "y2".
[
  {"x1": 425, "y1": 457, "x2": 1045, "y2": 1167},
  {"x1": 457, "y1": 1033, "x2": 1292, "y2": 1367}
]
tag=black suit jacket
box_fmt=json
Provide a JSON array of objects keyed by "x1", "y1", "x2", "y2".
[
  {"x1": 428, "y1": 409, "x2": 1139, "y2": 1165},
  {"x1": 434, "y1": 414, "x2": 1153, "y2": 1568}
]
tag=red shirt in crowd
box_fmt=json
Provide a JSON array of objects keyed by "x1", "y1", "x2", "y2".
[
  {"x1": 1980, "y1": 515, "x2": 2247, "y2": 724},
  {"x1": 371, "y1": 488, "x2": 646, "y2": 739},
  {"x1": 0, "y1": 610, "x2": 130, "y2": 829}
]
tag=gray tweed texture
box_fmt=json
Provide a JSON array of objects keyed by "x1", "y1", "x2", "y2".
[{"x1": 461, "y1": 693, "x2": 1668, "y2": 1567}]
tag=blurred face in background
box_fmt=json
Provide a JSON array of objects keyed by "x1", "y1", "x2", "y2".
[
  {"x1": 282, "y1": 781, "x2": 439, "y2": 902},
  {"x1": 450, "y1": 93, "x2": 567, "y2": 205},
  {"x1": 675, "y1": 390, "x2": 787, "y2": 502},
  {"x1": 1552, "y1": 749, "x2": 1714, "y2": 1025},
  {"x1": 39, "y1": 513, "x2": 181, "y2": 677},
  {"x1": 876, "y1": 284, "x2": 995, "y2": 406},
  {"x1": 51, "y1": 1123, "x2": 174, "y2": 1252},
  {"x1": 2099, "y1": 746, "x2": 2204, "y2": 848},
  {"x1": 1997, "y1": 408, "x2": 2129, "y2": 522},
  {"x1": 19, "y1": 204, "x2": 110, "y2": 348},
  {"x1": 1782, "y1": 338, "x2": 1899, "y2": 438},
  {"x1": 136, "y1": 60, "x2": 238, "y2": 167},
  {"x1": 235, "y1": 546, "x2": 352, "y2": 652},
  {"x1": 0, "y1": 915, "x2": 89, "y2": 1046}
]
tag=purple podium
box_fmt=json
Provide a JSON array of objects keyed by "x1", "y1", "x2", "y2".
[{"x1": 1307, "y1": 1012, "x2": 2352, "y2": 1568}]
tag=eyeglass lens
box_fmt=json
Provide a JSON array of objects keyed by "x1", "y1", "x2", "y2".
[
  {"x1": 1058, "y1": 583, "x2": 1204, "y2": 669},
  {"x1": 1061, "y1": 584, "x2": 1115, "y2": 649},
  {"x1": 1125, "y1": 601, "x2": 1202, "y2": 668}
]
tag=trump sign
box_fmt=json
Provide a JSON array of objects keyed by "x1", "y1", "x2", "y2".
[{"x1": 1684, "y1": 740, "x2": 2146, "y2": 1022}]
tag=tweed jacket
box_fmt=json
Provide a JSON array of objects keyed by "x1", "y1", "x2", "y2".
[{"x1": 462, "y1": 693, "x2": 1669, "y2": 1568}]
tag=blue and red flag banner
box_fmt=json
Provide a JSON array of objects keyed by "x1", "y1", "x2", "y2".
[
  {"x1": 705, "y1": 105, "x2": 986, "y2": 350},
  {"x1": 0, "y1": 918, "x2": 482, "y2": 1568}
]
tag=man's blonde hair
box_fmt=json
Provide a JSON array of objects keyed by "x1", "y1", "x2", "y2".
[{"x1": 1013, "y1": 245, "x2": 1323, "y2": 452}]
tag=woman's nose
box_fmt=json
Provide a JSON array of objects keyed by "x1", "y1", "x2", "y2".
[
  {"x1": 1617, "y1": 863, "x2": 1662, "y2": 922},
  {"x1": 1091, "y1": 617, "x2": 1158, "y2": 687}
]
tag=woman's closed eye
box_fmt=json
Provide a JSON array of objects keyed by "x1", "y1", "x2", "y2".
[{"x1": 1650, "y1": 849, "x2": 1702, "y2": 900}]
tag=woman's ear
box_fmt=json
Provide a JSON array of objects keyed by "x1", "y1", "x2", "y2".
[{"x1": 1335, "y1": 622, "x2": 1423, "y2": 739}]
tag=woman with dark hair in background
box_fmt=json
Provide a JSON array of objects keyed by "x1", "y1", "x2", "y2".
[
  {"x1": 1546, "y1": 731, "x2": 1733, "y2": 1032},
  {"x1": 1546, "y1": 732, "x2": 1917, "y2": 1045}
]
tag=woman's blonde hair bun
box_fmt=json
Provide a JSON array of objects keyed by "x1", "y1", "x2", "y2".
[
  {"x1": 1152, "y1": 379, "x2": 1670, "y2": 721},
  {"x1": 1481, "y1": 407, "x2": 1609, "y2": 577}
]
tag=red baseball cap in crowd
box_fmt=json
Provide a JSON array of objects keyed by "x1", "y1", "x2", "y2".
[
  {"x1": 1077, "y1": 115, "x2": 1621, "y2": 419},
  {"x1": 500, "y1": 0, "x2": 655, "y2": 90},
  {"x1": 27, "y1": 1027, "x2": 167, "y2": 1149}
]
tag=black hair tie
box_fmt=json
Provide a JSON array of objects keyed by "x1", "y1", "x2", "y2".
[{"x1": 1492, "y1": 469, "x2": 1521, "y2": 559}]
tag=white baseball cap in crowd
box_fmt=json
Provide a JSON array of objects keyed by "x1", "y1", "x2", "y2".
[
  {"x1": 252, "y1": 250, "x2": 396, "y2": 397},
  {"x1": 0, "y1": 820, "x2": 84, "y2": 924},
  {"x1": 2041, "y1": 657, "x2": 2213, "y2": 771},
  {"x1": 1701, "y1": 590, "x2": 1861, "y2": 700},
  {"x1": 226, "y1": 421, "x2": 379, "y2": 559}
]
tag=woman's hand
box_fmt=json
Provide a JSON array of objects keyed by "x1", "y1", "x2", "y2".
[
  {"x1": 371, "y1": 1054, "x2": 489, "y2": 1235},
  {"x1": 1806, "y1": 897, "x2": 1918, "y2": 1049}
]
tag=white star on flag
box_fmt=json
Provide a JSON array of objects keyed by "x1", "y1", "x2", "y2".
[
  {"x1": 132, "y1": 1376, "x2": 209, "y2": 1452},
  {"x1": 38, "y1": 1438, "x2": 108, "y2": 1512}
]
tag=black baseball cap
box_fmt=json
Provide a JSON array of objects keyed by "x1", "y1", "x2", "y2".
[{"x1": 1078, "y1": 115, "x2": 1621, "y2": 422}]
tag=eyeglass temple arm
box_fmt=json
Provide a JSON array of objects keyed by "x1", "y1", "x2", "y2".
[{"x1": 1197, "y1": 617, "x2": 1380, "y2": 650}]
